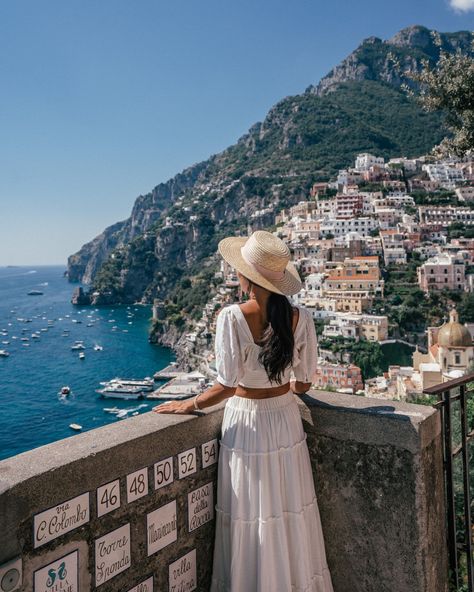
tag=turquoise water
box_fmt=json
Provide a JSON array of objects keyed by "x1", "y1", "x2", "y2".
[{"x1": 0, "y1": 265, "x2": 173, "y2": 461}]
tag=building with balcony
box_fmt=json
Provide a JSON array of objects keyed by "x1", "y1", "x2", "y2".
[
  {"x1": 422, "y1": 163, "x2": 465, "y2": 188},
  {"x1": 354, "y1": 152, "x2": 385, "y2": 171},
  {"x1": 418, "y1": 205, "x2": 474, "y2": 227},
  {"x1": 313, "y1": 360, "x2": 364, "y2": 393}
]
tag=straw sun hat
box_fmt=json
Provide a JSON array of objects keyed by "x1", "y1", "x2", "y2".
[{"x1": 218, "y1": 230, "x2": 302, "y2": 296}]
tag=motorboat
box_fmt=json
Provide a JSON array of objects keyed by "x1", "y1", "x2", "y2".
[
  {"x1": 71, "y1": 343, "x2": 85, "y2": 350},
  {"x1": 93, "y1": 344, "x2": 103, "y2": 351},
  {"x1": 96, "y1": 384, "x2": 145, "y2": 400},
  {"x1": 102, "y1": 377, "x2": 154, "y2": 391},
  {"x1": 0, "y1": 350, "x2": 9, "y2": 357},
  {"x1": 59, "y1": 386, "x2": 71, "y2": 396},
  {"x1": 79, "y1": 352, "x2": 85, "y2": 360},
  {"x1": 69, "y1": 423, "x2": 82, "y2": 431}
]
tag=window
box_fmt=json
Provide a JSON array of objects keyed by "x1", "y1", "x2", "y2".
[{"x1": 455, "y1": 352, "x2": 461, "y2": 365}]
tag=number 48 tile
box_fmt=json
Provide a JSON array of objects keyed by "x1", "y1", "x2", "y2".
[{"x1": 127, "y1": 467, "x2": 149, "y2": 503}]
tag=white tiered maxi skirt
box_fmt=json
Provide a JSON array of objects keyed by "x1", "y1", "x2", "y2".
[{"x1": 210, "y1": 391, "x2": 334, "y2": 592}]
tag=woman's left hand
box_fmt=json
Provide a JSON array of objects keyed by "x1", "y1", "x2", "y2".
[{"x1": 152, "y1": 399, "x2": 195, "y2": 414}]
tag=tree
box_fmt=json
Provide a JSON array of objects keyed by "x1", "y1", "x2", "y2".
[
  {"x1": 394, "y1": 31, "x2": 474, "y2": 157},
  {"x1": 458, "y1": 293, "x2": 474, "y2": 324}
]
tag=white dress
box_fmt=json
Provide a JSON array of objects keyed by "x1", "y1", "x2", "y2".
[{"x1": 210, "y1": 304, "x2": 334, "y2": 592}]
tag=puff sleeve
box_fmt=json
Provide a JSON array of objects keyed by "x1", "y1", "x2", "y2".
[
  {"x1": 215, "y1": 306, "x2": 244, "y2": 388},
  {"x1": 292, "y1": 308, "x2": 318, "y2": 383}
]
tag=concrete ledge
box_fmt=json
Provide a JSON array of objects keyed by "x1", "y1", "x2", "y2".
[
  {"x1": 301, "y1": 390, "x2": 447, "y2": 592},
  {"x1": 0, "y1": 392, "x2": 447, "y2": 592}
]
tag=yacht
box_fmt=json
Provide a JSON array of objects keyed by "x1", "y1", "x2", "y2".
[
  {"x1": 100, "y1": 377, "x2": 154, "y2": 391},
  {"x1": 0, "y1": 350, "x2": 9, "y2": 357},
  {"x1": 96, "y1": 384, "x2": 145, "y2": 400}
]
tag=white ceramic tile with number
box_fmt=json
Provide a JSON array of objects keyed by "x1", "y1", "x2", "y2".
[
  {"x1": 97, "y1": 479, "x2": 121, "y2": 517},
  {"x1": 126, "y1": 468, "x2": 149, "y2": 503},
  {"x1": 154, "y1": 456, "x2": 174, "y2": 490},
  {"x1": 178, "y1": 448, "x2": 197, "y2": 479},
  {"x1": 201, "y1": 438, "x2": 218, "y2": 468}
]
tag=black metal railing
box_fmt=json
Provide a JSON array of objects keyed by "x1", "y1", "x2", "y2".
[{"x1": 425, "y1": 372, "x2": 474, "y2": 592}]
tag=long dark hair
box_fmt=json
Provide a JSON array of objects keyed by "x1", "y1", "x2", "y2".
[{"x1": 246, "y1": 279, "x2": 294, "y2": 384}]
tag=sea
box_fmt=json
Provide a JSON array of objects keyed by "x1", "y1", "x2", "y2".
[{"x1": 0, "y1": 265, "x2": 173, "y2": 461}]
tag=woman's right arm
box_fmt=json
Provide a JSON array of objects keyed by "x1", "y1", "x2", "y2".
[{"x1": 153, "y1": 381, "x2": 235, "y2": 414}]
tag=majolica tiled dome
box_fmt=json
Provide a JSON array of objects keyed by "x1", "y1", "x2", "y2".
[{"x1": 438, "y1": 309, "x2": 472, "y2": 347}]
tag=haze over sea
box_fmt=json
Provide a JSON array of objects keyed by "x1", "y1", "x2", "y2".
[{"x1": 0, "y1": 265, "x2": 172, "y2": 460}]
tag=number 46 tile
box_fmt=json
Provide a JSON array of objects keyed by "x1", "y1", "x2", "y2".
[{"x1": 97, "y1": 479, "x2": 121, "y2": 517}]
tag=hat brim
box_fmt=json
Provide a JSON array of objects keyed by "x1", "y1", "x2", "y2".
[{"x1": 218, "y1": 237, "x2": 302, "y2": 296}]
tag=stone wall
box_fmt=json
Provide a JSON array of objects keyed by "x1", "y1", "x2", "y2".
[{"x1": 0, "y1": 391, "x2": 447, "y2": 592}]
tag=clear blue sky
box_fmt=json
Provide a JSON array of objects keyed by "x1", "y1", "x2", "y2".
[{"x1": 0, "y1": 0, "x2": 472, "y2": 265}]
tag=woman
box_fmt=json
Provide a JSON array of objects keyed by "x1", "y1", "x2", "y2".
[{"x1": 154, "y1": 230, "x2": 334, "y2": 592}]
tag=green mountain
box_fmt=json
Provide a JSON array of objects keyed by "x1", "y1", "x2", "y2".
[{"x1": 67, "y1": 26, "x2": 472, "y2": 340}]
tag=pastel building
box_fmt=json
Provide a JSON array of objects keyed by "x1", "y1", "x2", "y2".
[
  {"x1": 320, "y1": 217, "x2": 378, "y2": 238},
  {"x1": 314, "y1": 359, "x2": 364, "y2": 394},
  {"x1": 417, "y1": 253, "x2": 466, "y2": 293}
]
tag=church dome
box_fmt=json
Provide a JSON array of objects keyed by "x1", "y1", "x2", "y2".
[{"x1": 438, "y1": 309, "x2": 472, "y2": 347}]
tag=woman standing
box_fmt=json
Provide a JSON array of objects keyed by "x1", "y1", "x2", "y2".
[{"x1": 154, "y1": 230, "x2": 334, "y2": 592}]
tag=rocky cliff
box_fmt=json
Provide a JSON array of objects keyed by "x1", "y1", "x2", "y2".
[{"x1": 308, "y1": 25, "x2": 473, "y2": 96}]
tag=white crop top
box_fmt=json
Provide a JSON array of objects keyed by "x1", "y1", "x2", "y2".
[{"x1": 214, "y1": 303, "x2": 318, "y2": 389}]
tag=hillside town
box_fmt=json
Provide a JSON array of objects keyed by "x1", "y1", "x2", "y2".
[{"x1": 154, "y1": 151, "x2": 474, "y2": 403}]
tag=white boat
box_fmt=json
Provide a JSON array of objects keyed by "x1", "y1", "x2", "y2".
[
  {"x1": 96, "y1": 385, "x2": 145, "y2": 400},
  {"x1": 79, "y1": 352, "x2": 85, "y2": 359},
  {"x1": 103, "y1": 377, "x2": 154, "y2": 391},
  {"x1": 71, "y1": 343, "x2": 85, "y2": 350},
  {"x1": 59, "y1": 386, "x2": 71, "y2": 396},
  {"x1": 93, "y1": 344, "x2": 103, "y2": 351},
  {"x1": 0, "y1": 350, "x2": 10, "y2": 357},
  {"x1": 69, "y1": 423, "x2": 82, "y2": 431}
]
